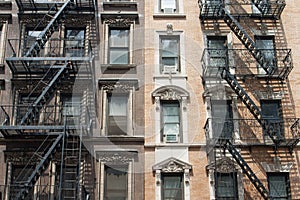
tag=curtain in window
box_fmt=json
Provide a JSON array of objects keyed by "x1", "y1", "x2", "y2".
[{"x1": 108, "y1": 95, "x2": 127, "y2": 117}]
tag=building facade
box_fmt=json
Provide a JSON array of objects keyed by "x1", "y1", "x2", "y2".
[{"x1": 0, "y1": 0, "x2": 299, "y2": 199}]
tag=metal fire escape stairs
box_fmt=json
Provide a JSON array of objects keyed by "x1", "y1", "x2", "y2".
[
  {"x1": 14, "y1": 134, "x2": 64, "y2": 200},
  {"x1": 200, "y1": 1, "x2": 294, "y2": 199},
  {"x1": 5, "y1": 1, "x2": 82, "y2": 199}
]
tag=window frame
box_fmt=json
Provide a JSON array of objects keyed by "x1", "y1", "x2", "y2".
[
  {"x1": 267, "y1": 172, "x2": 291, "y2": 199},
  {"x1": 108, "y1": 27, "x2": 130, "y2": 65},
  {"x1": 161, "y1": 173, "x2": 184, "y2": 200},
  {"x1": 107, "y1": 92, "x2": 129, "y2": 136},
  {"x1": 64, "y1": 27, "x2": 86, "y2": 57},
  {"x1": 215, "y1": 172, "x2": 238, "y2": 199},
  {"x1": 160, "y1": 0, "x2": 178, "y2": 13},
  {"x1": 159, "y1": 35, "x2": 180, "y2": 74},
  {"x1": 161, "y1": 100, "x2": 181, "y2": 143},
  {"x1": 104, "y1": 164, "x2": 129, "y2": 200},
  {"x1": 61, "y1": 94, "x2": 82, "y2": 126}
]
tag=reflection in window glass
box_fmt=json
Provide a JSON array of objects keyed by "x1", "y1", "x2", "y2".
[{"x1": 109, "y1": 29, "x2": 129, "y2": 64}]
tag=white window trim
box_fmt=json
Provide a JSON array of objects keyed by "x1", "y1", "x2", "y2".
[
  {"x1": 98, "y1": 154, "x2": 134, "y2": 200},
  {"x1": 104, "y1": 23, "x2": 134, "y2": 65},
  {"x1": 155, "y1": 31, "x2": 185, "y2": 75},
  {"x1": 152, "y1": 85, "x2": 189, "y2": 144},
  {"x1": 0, "y1": 22, "x2": 7, "y2": 65},
  {"x1": 153, "y1": 157, "x2": 192, "y2": 200},
  {"x1": 154, "y1": 0, "x2": 184, "y2": 14}
]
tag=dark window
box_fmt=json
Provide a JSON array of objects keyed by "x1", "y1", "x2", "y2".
[
  {"x1": 109, "y1": 28, "x2": 129, "y2": 64},
  {"x1": 160, "y1": 36, "x2": 180, "y2": 73},
  {"x1": 216, "y1": 172, "x2": 238, "y2": 199},
  {"x1": 107, "y1": 93, "x2": 128, "y2": 135},
  {"x1": 65, "y1": 28, "x2": 85, "y2": 57},
  {"x1": 268, "y1": 173, "x2": 291, "y2": 199},
  {"x1": 261, "y1": 100, "x2": 284, "y2": 138},
  {"x1": 160, "y1": 0, "x2": 178, "y2": 13},
  {"x1": 211, "y1": 100, "x2": 233, "y2": 139},
  {"x1": 162, "y1": 101, "x2": 180, "y2": 143},
  {"x1": 207, "y1": 36, "x2": 228, "y2": 70},
  {"x1": 61, "y1": 95, "x2": 81, "y2": 125},
  {"x1": 10, "y1": 165, "x2": 34, "y2": 199},
  {"x1": 0, "y1": 80, "x2": 4, "y2": 90},
  {"x1": 255, "y1": 36, "x2": 276, "y2": 74},
  {"x1": 162, "y1": 173, "x2": 183, "y2": 200},
  {"x1": 24, "y1": 28, "x2": 44, "y2": 56},
  {"x1": 0, "y1": 64, "x2": 4, "y2": 74},
  {"x1": 104, "y1": 165, "x2": 128, "y2": 200}
]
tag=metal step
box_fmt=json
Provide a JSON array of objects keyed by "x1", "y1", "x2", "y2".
[{"x1": 224, "y1": 140, "x2": 269, "y2": 200}]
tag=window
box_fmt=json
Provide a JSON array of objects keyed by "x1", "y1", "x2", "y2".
[
  {"x1": 268, "y1": 173, "x2": 291, "y2": 199},
  {"x1": 0, "y1": 80, "x2": 4, "y2": 90},
  {"x1": 24, "y1": 28, "x2": 43, "y2": 56},
  {"x1": 65, "y1": 28, "x2": 85, "y2": 57},
  {"x1": 10, "y1": 165, "x2": 34, "y2": 199},
  {"x1": 104, "y1": 164, "x2": 128, "y2": 200},
  {"x1": 109, "y1": 28, "x2": 129, "y2": 64},
  {"x1": 211, "y1": 100, "x2": 233, "y2": 139},
  {"x1": 110, "y1": 0, "x2": 130, "y2": 1},
  {"x1": 216, "y1": 172, "x2": 238, "y2": 199},
  {"x1": 255, "y1": 36, "x2": 276, "y2": 75},
  {"x1": 162, "y1": 173, "x2": 183, "y2": 200},
  {"x1": 162, "y1": 101, "x2": 180, "y2": 143},
  {"x1": 17, "y1": 94, "x2": 39, "y2": 125},
  {"x1": 160, "y1": 0, "x2": 177, "y2": 13},
  {"x1": 261, "y1": 100, "x2": 284, "y2": 138},
  {"x1": 160, "y1": 36, "x2": 180, "y2": 73},
  {"x1": 61, "y1": 95, "x2": 81, "y2": 126},
  {"x1": 107, "y1": 93, "x2": 128, "y2": 135},
  {"x1": 207, "y1": 36, "x2": 228, "y2": 74}
]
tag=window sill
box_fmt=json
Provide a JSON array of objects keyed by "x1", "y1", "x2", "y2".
[
  {"x1": 153, "y1": 13, "x2": 186, "y2": 19},
  {"x1": 154, "y1": 74, "x2": 187, "y2": 79},
  {"x1": 101, "y1": 64, "x2": 137, "y2": 70}
]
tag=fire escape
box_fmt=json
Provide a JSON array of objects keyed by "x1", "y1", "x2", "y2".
[
  {"x1": 199, "y1": 0, "x2": 299, "y2": 199},
  {"x1": 0, "y1": 0, "x2": 95, "y2": 199}
]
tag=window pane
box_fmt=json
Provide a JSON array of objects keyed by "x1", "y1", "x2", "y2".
[
  {"x1": 216, "y1": 173, "x2": 237, "y2": 198},
  {"x1": 162, "y1": 174, "x2": 183, "y2": 200},
  {"x1": 65, "y1": 29, "x2": 85, "y2": 57},
  {"x1": 162, "y1": 39, "x2": 178, "y2": 55},
  {"x1": 162, "y1": 57, "x2": 178, "y2": 67},
  {"x1": 108, "y1": 95, "x2": 127, "y2": 116},
  {"x1": 110, "y1": 29, "x2": 129, "y2": 47},
  {"x1": 109, "y1": 48, "x2": 129, "y2": 64},
  {"x1": 269, "y1": 173, "x2": 289, "y2": 198},
  {"x1": 105, "y1": 165, "x2": 128, "y2": 200},
  {"x1": 161, "y1": 0, "x2": 176, "y2": 10}
]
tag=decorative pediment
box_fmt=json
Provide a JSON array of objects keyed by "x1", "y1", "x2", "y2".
[
  {"x1": 102, "y1": 15, "x2": 138, "y2": 27},
  {"x1": 153, "y1": 157, "x2": 192, "y2": 173},
  {"x1": 206, "y1": 157, "x2": 236, "y2": 173},
  {"x1": 152, "y1": 85, "x2": 189, "y2": 101},
  {"x1": 99, "y1": 79, "x2": 139, "y2": 92},
  {"x1": 96, "y1": 150, "x2": 138, "y2": 164}
]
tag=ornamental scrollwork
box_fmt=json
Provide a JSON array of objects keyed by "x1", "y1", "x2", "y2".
[
  {"x1": 104, "y1": 17, "x2": 134, "y2": 27},
  {"x1": 97, "y1": 152, "x2": 136, "y2": 164}
]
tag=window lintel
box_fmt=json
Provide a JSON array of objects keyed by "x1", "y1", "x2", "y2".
[
  {"x1": 153, "y1": 157, "x2": 192, "y2": 173},
  {"x1": 152, "y1": 85, "x2": 189, "y2": 101}
]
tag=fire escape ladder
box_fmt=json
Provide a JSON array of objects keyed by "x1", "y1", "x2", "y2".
[
  {"x1": 20, "y1": 63, "x2": 70, "y2": 125},
  {"x1": 24, "y1": 0, "x2": 71, "y2": 58},
  {"x1": 14, "y1": 134, "x2": 63, "y2": 200},
  {"x1": 221, "y1": 68, "x2": 261, "y2": 121},
  {"x1": 223, "y1": 140, "x2": 269, "y2": 200},
  {"x1": 221, "y1": 8, "x2": 275, "y2": 75},
  {"x1": 62, "y1": 135, "x2": 81, "y2": 200}
]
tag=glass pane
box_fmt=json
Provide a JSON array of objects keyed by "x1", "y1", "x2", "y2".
[
  {"x1": 108, "y1": 95, "x2": 128, "y2": 116},
  {"x1": 66, "y1": 29, "x2": 85, "y2": 40},
  {"x1": 110, "y1": 48, "x2": 129, "y2": 64},
  {"x1": 161, "y1": 0, "x2": 176, "y2": 9},
  {"x1": 163, "y1": 175, "x2": 183, "y2": 199},
  {"x1": 164, "y1": 123, "x2": 179, "y2": 135},
  {"x1": 163, "y1": 104, "x2": 179, "y2": 116},
  {"x1": 162, "y1": 39, "x2": 178, "y2": 55},
  {"x1": 110, "y1": 29, "x2": 129, "y2": 47},
  {"x1": 217, "y1": 173, "x2": 236, "y2": 198},
  {"x1": 105, "y1": 165, "x2": 128, "y2": 200},
  {"x1": 269, "y1": 174, "x2": 288, "y2": 198}
]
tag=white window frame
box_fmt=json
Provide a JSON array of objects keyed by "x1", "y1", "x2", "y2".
[
  {"x1": 155, "y1": 31, "x2": 185, "y2": 75},
  {"x1": 104, "y1": 23, "x2": 134, "y2": 65},
  {"x1": 155, "y1": 0, "x2": 184, "y2": 14}
]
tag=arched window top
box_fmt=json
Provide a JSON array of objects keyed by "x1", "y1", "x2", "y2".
[
  {"x1": 152, "y1": 85, "x2": 189, "y2": 100},
  {"x1": 153, "y1": 157, "x2": 192, "y2": 173}
]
